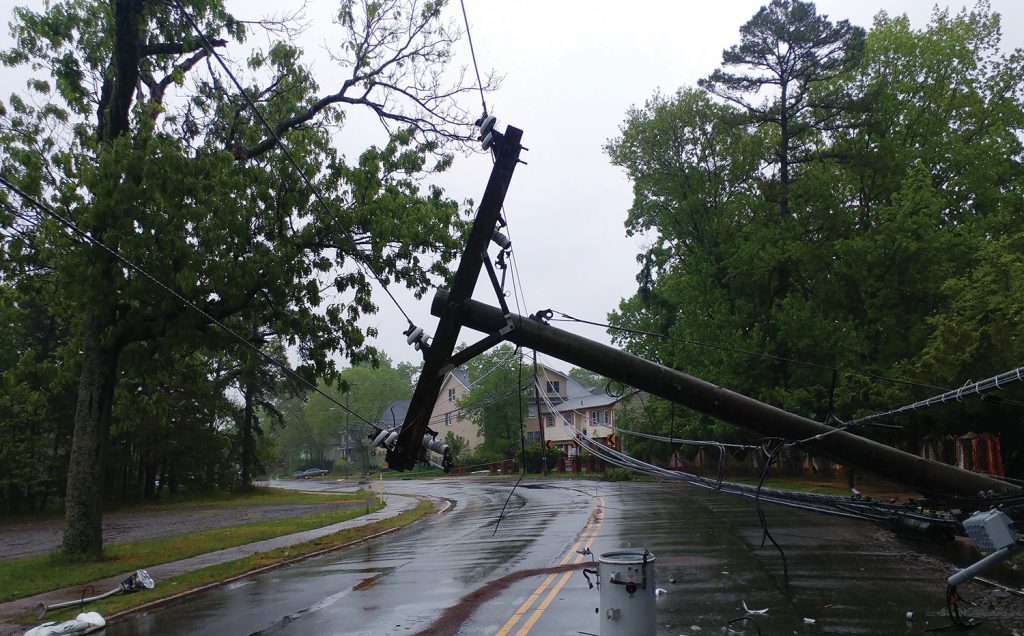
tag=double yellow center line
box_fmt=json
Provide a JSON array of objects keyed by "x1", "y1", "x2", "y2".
[{"x1": 494, "y1": 496, "x2": 605, "y2": 636}]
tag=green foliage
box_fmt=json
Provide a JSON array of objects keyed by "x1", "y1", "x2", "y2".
[
  {"x1": 567, "y1": 367, "x2": 607, "y2": 390},
  {"x1": 443, "y1": 430, "x2": 469, "y2": 466},
  {"x1": 607, "y1": 1, "x2": 1024, "y2": 473},
  {"x1": 269, "y1": 357, "x2": 414, "y2": 474},
  {"x1": 519, "y1": 442, "x2": 565, "y2": 473},
  {"x1": 457, "y1": 344, "x2": 527, "y2": 460},
  {"x1": 0, "y1": 0, "x2": 484, "y2": 556},
  {"x1": 602, "y1": 467, "x2": 634, "y2": 482}
]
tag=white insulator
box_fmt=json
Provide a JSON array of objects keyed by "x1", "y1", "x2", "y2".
[
  {"x1": 385, "y1": 431, "x2": 399, "y2": 449},
  {"x1": 406, "y1": 327, "x2": 424, "y2": 345},
  {"x1": 372, "y1": 429, "x2": 390, "y2": 448},
  {"x1": 491, "y1": 230, "x2": 511, "y2": 250},
  {"x1": 422, "y1": 434, "x2": 449, "y2": 456},
  {"x1": 481, "y1": 131, "x2": 495, "y2": 150}
]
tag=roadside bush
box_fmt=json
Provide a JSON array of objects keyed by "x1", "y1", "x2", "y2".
[
  {"x1": 603, "y1": 468, "x2": 634, "y2": 482},
  {"x1": 333, "y1": 460, "x2": 356, "y2": 477}
]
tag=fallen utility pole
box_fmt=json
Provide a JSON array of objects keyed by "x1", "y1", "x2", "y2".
[{"x1": 432, "y1": 290, "x2": 1020, "y2": 498}]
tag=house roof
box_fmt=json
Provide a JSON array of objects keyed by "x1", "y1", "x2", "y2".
[
  {"x1": 548, "y1": 392, "x2": 619, "y2": 413},
  {"x1": 380, "y1": 399, "x2": 411, "y2": 428},
  {"x1": 449, "y1": 368, "x2": 470, "y2": 388},
  {"x1": 564, "y1": 377, "x2": 592, "y2": 399}
]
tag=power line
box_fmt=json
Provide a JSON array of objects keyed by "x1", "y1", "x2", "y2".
[
  {"x1": 458, "y1": 0, "x2": 488, "y2": 118},
  {"x1": 0, "y1": 174, "x2": 375, "y2": 429},
  {"x1": 844, "y1": 366, "x2": 1024, "y2": 428}
]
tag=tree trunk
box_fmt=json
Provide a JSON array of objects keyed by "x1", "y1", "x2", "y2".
[{"x1": 61, "y1": 310, "x2": 121, "y2": 559}]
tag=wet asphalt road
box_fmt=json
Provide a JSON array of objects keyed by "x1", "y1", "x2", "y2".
[{"x1": 105, "y1": 478, "x2": 1024, "y2": 635}]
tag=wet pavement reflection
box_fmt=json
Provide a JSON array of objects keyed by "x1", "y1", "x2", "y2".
[{"x1": 104, "y1": 479, "x2": 1024, "y2": 635}]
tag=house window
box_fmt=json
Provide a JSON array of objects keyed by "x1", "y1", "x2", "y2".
[
  {"x1": 444, "y1": 412, "x2": 452, "y2": 427},
  {"x1": 448, "y1": 388, "x2": 456, "y2": 402},
  {"x1": 591, "y1": 410, "x2": 609, "y2": 425},
  {"x1": 545, "y1": 380, "x2": 560, "y2": 394},
  {"x1": 563, "y1": 413, "x2": 573, "y2": 426},
  {"x1": 527, "y1": 405, "x2": 537, "y2": 418},
  {"x1": 526, "y1": 431, "x2": 541, "y2": 443},
  {"x1": 545, "y1": 414, "x2": 555, "y2": 427}
]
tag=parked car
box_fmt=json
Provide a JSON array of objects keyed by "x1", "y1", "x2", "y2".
[{"x1": 293, "y1": 468, "x2": 329, "y2": 479}]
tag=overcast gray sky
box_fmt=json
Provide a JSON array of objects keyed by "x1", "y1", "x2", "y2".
[
  {"x1": 346, "y1": 0, "x2": 1024, "y2": 371},
  {"x1": 4, "y1": 0, "x2": 1022, "y2": 374}
]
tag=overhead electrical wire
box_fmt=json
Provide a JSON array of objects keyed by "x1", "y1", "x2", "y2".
[
  {"x1": 492, "y1": 345, "x2": 527, "y2": 536},
  {"x1": 843, "y1": 366, "x2": 1024, "y2": 427},
  {"x1": 457, "y1": 0, "x2": 489, "y2": 118},
  {"x1": 531, "y1": 380, "x2": 960, "y2": 531},
  {"x1": 0, "y1": 175, "x2": 375, "y2": 429}
]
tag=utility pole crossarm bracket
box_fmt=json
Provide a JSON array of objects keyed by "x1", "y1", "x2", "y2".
[{"x1": 385, "y1": 125, "x2": 524, "y2": 471}]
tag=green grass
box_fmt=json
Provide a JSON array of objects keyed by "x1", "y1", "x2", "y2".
[
  {"x1": 0, "y1": 487, "x2": 366, "y2": 529},
  {"x1": 138, "y1": 486, "x2": 365, "y2": 508},
  {"x1": 39, "y1": 500, "x2": 435, "y2": 623},
  {"x1": 730, "y1": 477, "x2": 853, "y2": 496},
  {"x1": 0, "y1": 493, "x2": 380, "y2": 603}
]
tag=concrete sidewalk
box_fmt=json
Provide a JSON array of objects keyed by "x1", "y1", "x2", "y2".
[{"x1": 0, "y1": 493, "x2": 426, "y2": 635}]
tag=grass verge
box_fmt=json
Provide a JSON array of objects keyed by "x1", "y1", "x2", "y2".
[
  {"x1": 40, "y1": 500, "x2": 435, "y2": 623},
  {"x1": 0, "y1": 487, "x2": 368, "y2": 529},
  {"x1": 0, "y1": 494, "x2": 380, "y2": 603}
]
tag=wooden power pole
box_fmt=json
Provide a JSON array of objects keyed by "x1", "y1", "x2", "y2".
[{"x1": 431, "y1": 290, "x2": 1020, "y2": 498}]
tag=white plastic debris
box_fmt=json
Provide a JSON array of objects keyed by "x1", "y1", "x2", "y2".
[
  {"x1": 655, "y1": 588, "x2": 668, "y2": 597},
  {"x1": 24, "y1": 612, "x2": 105, "y2": 636},
  {"x1": 803, "y1": 617, "x2": 816, "y2": 624},
  {"x1": 742, "y1": 600, "x2": 769, "y2": 615}
]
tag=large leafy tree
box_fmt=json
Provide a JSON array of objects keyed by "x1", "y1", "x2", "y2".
[
  {"x1": 0, "y1": 0, "x2": 489, "y2": 558},
  {"x1": 607, "y1": 2, "x2": 1024, "y2": 468},
  {"x1": 457, "y1": 344, "x2": 527, "y2": 460},
  {"x1": 696, "y1": 0, "x2": 866, "y2": 394},
  {"x1": 698, "y1": 0, "x2": 866, "y2": 218},
  {"x1": 271, "y1": 357, "x2": 415, "y2": 473}
]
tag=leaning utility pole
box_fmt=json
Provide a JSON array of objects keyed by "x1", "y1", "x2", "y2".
[
  {"x1": 431, "y1": 291, "x2": 1021, "y2": 499},
  {"x1": 383, "y1": 121, "x2": 525, "y2": 471}
]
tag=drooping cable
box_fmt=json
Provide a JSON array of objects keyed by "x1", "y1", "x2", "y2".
[
  {"x1": 551, "y1": 310, "x2": 835, "y2": 372},
  {"x1": 754, "y1": 441, "x2": 791, "y2": 587},
  {"x1": 0, "y1": 175, "x2": 375, "y2": 429},
  {"x1": 492, "y1": 346, "x2": 526, "y2": 536},
  {"x1": 844, "y1": 366, "x2": 1024, "y2": 427}
]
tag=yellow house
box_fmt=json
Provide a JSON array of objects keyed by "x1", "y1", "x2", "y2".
[
  {"x1": 524, "y1": 366, "x2": 619, "y2": 459},
  {"x1": 431, "y1": 369, "x2": 484, "y2": 449}
]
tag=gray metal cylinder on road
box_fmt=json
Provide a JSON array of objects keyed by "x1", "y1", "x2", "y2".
[{"x1": 598, "y1": 549, "x2": 656, "y2": 636}]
